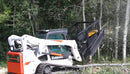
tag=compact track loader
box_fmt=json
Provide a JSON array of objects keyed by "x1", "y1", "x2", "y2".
[{"x1": 7, "y1": 20, "x2": 104, "y2": 74}]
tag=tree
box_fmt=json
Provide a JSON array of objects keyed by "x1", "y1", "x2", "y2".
[
  {"x1": 122, "y1": 0, "x2": 130, "y2": 63},
  {"x1": 82, "y1": 0, "x2": 86, "y2": 29},
  {"x1": 98, "y1": 0, "x2": 103, "y2": 59},
  {"x1": 32, "y1": 0, "x2": 39, "y2": 32},
  {"x1": 115, "y1": 0, "x2": 120, "y2": 59},
  {"x1": 99, "y1": 0, "x2": 102, "y2": 30}
]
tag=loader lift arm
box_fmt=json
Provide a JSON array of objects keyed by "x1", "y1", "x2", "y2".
[{"x1": 68, "y1": 20, "x2": 104, "y2": 60}]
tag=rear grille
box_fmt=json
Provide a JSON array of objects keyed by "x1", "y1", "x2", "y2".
[{"x1": 8, "y1": 54, "x2": 19, "y2": 63}]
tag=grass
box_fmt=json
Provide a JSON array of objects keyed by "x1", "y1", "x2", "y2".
[
  {"x1": 92, "y1": 56, "x2": 130, "y2": 64},
  {"x1": 74, "y1": 56, "x2": 130, "y2": 65},
  {"x1": 72, "y1": 56, "x2": 130, "y2": 74},
  {"x1": 67, "y1": 66, "x2": 129, "y2": 74}
]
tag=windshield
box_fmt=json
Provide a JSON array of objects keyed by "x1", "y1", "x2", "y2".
[
  {"x1": 48, "y1": 34, "x2": 64, "y2": 40},
  {"x1": 36, "y1": 33, "x2": 46, "y2": 39}
]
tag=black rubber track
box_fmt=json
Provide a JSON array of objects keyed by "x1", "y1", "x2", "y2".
[{"x1": 35, "y1": 63, "x2": 51, "y2": 74}]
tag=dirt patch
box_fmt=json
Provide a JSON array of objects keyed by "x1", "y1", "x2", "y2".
[{"x1": 0, "y1": 67, "x2": 7, "y2": 74}]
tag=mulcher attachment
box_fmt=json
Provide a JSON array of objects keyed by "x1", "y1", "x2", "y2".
[{"x1": 68, "y1": 20, "x2": 104, "y2": 60}]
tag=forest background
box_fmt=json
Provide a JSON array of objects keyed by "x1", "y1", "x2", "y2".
[{"x1": 0, "y1": 0, "x2": 130, "y2": 66}]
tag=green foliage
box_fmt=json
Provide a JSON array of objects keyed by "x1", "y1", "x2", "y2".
[
  {"x1": 0, "y1": 2, "x2": 11, "y2": 23},
  {"x1": 0, "y1": 41, "x2": 8, "y2": 67},
  {"x1": 0, "y1": 61, "x2": 7, "y2": 67},
  {"x1": 0, "y1": 8, "x2": 11, "y2": 23}
]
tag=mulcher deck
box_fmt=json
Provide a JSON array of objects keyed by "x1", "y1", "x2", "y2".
[{"x1": 68, "y1": 20, "x2": 104, "y2": 60}]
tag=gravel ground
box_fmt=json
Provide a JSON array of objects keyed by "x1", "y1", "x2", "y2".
[
  {"x1": 0, "y1": 67, "x2": 7, "y2": 74},
  {"x1": 0, "y1": 67, "x2": 74, "y2": 74},
  {"x1": 0, "y1": 67, "x2": 71, "y2": 74}
]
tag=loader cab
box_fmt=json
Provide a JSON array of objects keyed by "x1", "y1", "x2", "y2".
[
  {"x1": 36, "y1": 28, "x2": 71, "y2": 59},
  {"x1": 36, "y1": 28, "x2": 68, "y2": 40}
]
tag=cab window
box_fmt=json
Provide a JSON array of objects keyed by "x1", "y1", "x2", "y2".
[
  {"x1": 48, "y1": 45, "x2": 68, "y2": 54},
  {"x1": 48, "y1": 34, "x2": 64, "y2": 40},
  {"x1": 37, "y1": 34, "x2": 46, "y2": 39}
]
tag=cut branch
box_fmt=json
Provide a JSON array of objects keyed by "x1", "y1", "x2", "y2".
[{"x1": 76, "y1": 63, "x2": 130, "y2": 68}]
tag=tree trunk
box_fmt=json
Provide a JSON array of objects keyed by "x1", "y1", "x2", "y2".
[
  {"x1": 123, "y1": 0, "x2": 130, "y2": 63},
  {"x1": 77, "y1": 63, "x2": 130, "y2": 68},
  {"x1": 99, "y1": 0, "x2": 102, "y2": 30},
  {"x1": 82, "y1": 0, "x2": 86, "y2": 29},
  {"x1": 28, "y1": 12, "x2": 35, "y2": 36},
  {"x1": 98, "y1": 0, "x2": 103, "y2": 60},
  {"x1": 115, "y1": 0, "x2": 120, "y2": 59},
  {"x1": 13, "y1": 5, "x2": 16, "y2": 34},
  {"x1": 32, "y1": 0, "x2": 39, "y2": 31}
]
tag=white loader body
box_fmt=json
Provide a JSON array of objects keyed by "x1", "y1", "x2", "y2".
[{"x1": 8, "y1": 34, "x2": 82, "y2": 74}]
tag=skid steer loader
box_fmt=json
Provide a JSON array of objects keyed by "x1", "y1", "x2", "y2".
[{"x1": 7, "y1": 20, "x2": 104, "y2": 74}]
